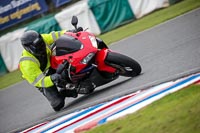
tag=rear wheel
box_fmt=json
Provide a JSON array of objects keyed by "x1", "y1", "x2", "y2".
[{"x1": 105, "y1": 52, "x2": 141, "y2": 77}]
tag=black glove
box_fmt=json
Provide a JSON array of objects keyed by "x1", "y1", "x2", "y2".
[
  {"x1": 51, "y1": 60, "x2": 70, "y2": 85},
  {"x1": 50, "y1": 73, "x2": 62, "y2": 84},
  {"x1": 51, "y1": 73, "x2": 68, "y2": 88},
  {"x1": 60, "y1": 70, "x2": 70, "y2": 81}
]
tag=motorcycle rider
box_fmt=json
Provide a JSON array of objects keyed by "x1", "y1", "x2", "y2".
[
  {"x1": 19, "y1": 30, "x2": 77, "y2": 111},
  {"x1": 19, "y1": 29, "x2": 115, "y2": 111}
]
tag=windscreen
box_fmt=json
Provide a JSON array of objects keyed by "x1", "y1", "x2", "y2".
[{"x1": 54, "y1": 34, "x2": 83, "y2": 56}]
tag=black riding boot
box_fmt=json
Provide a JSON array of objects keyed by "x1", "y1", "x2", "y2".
[
  {"x1": 59, "y1": 87, "x2": 78, "y2": 98},
  {"x1": 39, "y1": 86, "x2": 65, "y2": 111},
  {"x1": 78, "y1": 68, "x2": 118, "y2": 94}
]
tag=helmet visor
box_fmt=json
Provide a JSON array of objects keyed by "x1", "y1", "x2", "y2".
[{"x1": 24, "y1": 36, "x2": 46, "y2": 56}]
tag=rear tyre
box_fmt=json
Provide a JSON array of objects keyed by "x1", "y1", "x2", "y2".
[{"x1": 106, "y1": 52, "x2": 141, "y2": 77}]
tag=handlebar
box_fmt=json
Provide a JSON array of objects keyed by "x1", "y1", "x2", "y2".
[{"x1": 56, "y1": 60, "x2": 69, "y2": 74}]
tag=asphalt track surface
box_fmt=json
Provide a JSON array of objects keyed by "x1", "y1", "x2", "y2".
[{"x1": 1, "y1": 8, "x2": 200, "y2": 133}]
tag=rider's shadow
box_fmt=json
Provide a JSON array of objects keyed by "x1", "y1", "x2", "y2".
[{"x1": 63, "y1": 77, "x2": 135, "y2": 110}]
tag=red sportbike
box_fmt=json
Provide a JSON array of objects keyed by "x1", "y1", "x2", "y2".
[{"x1": 50, "y1": 16, "x2": 141, "y2": 95}]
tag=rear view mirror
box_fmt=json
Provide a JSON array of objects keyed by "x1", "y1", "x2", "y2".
[{"x1": 71, "y1": 16, "x2": 78, "y2": 27}]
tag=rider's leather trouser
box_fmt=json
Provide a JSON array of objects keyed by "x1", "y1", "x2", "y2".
[
  {"x1": 39, "y1": 86, "x2": 65, "y2": 111},
  {"x1": 78, "y1": 68, "x2": 118, "y2": 94}
]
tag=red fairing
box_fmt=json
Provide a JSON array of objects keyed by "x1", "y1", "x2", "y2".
[
  {"x1": 51, "y1": 32, "x2": 98, "y2": 73},
  {"x1": 95, "y1": 48, "x2": 116, "y2": 73}
]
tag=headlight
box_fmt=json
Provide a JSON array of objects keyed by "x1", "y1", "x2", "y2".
[
  {"x1": 81, "y1": 53, "x2": 95, "y2": 64},
  {"x1": 89, "y1": 35, "x2": 98, "y2": 48}
]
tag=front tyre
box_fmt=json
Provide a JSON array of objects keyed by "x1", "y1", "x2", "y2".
[{"x1": 106, "y1": 52, "x2": 141, "y2": 77}]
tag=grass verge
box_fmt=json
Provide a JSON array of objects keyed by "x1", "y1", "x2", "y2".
[
  {"x1": 0, "y1": 0, "x2": 200, "y2": 89},
  {"x1": 86, "y1": 84, "x2": 200, "y2": 133},
  {"x1": 100, "y1": 0, "x2": 200, "y2": 44},
  {"x1": 0, "y1": 70, "x2": 23, "y2": 90}
]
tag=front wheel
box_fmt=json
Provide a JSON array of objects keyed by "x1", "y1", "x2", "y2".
[{"x1": 105, "y1": 52, "x2": 142, "y2": 77}]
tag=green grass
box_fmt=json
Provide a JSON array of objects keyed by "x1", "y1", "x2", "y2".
[
  {"x1": 99, "y1": 0, "x2": 200, "y2": 44},
  {"x1": 0, "y1": 70, "x2": 23, "y2": 90},
  {"x1": 0, "y1": 0, "x2": 200, "y2": 89},
  {"x1": 86, "y1": 85, "x2": 200, "y2": 133}
]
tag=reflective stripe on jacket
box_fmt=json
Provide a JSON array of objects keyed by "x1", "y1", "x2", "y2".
[
  {"x1": 19, "y1": 30, "x2": 66, "y2": 88},
  {"x1": 42, "y1": 30, "x2": 66, "y2": 46}
]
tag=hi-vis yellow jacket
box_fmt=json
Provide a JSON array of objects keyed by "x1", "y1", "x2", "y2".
[{"x1": 19, "y1": 30, "x2": 66, "y2": 88}]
